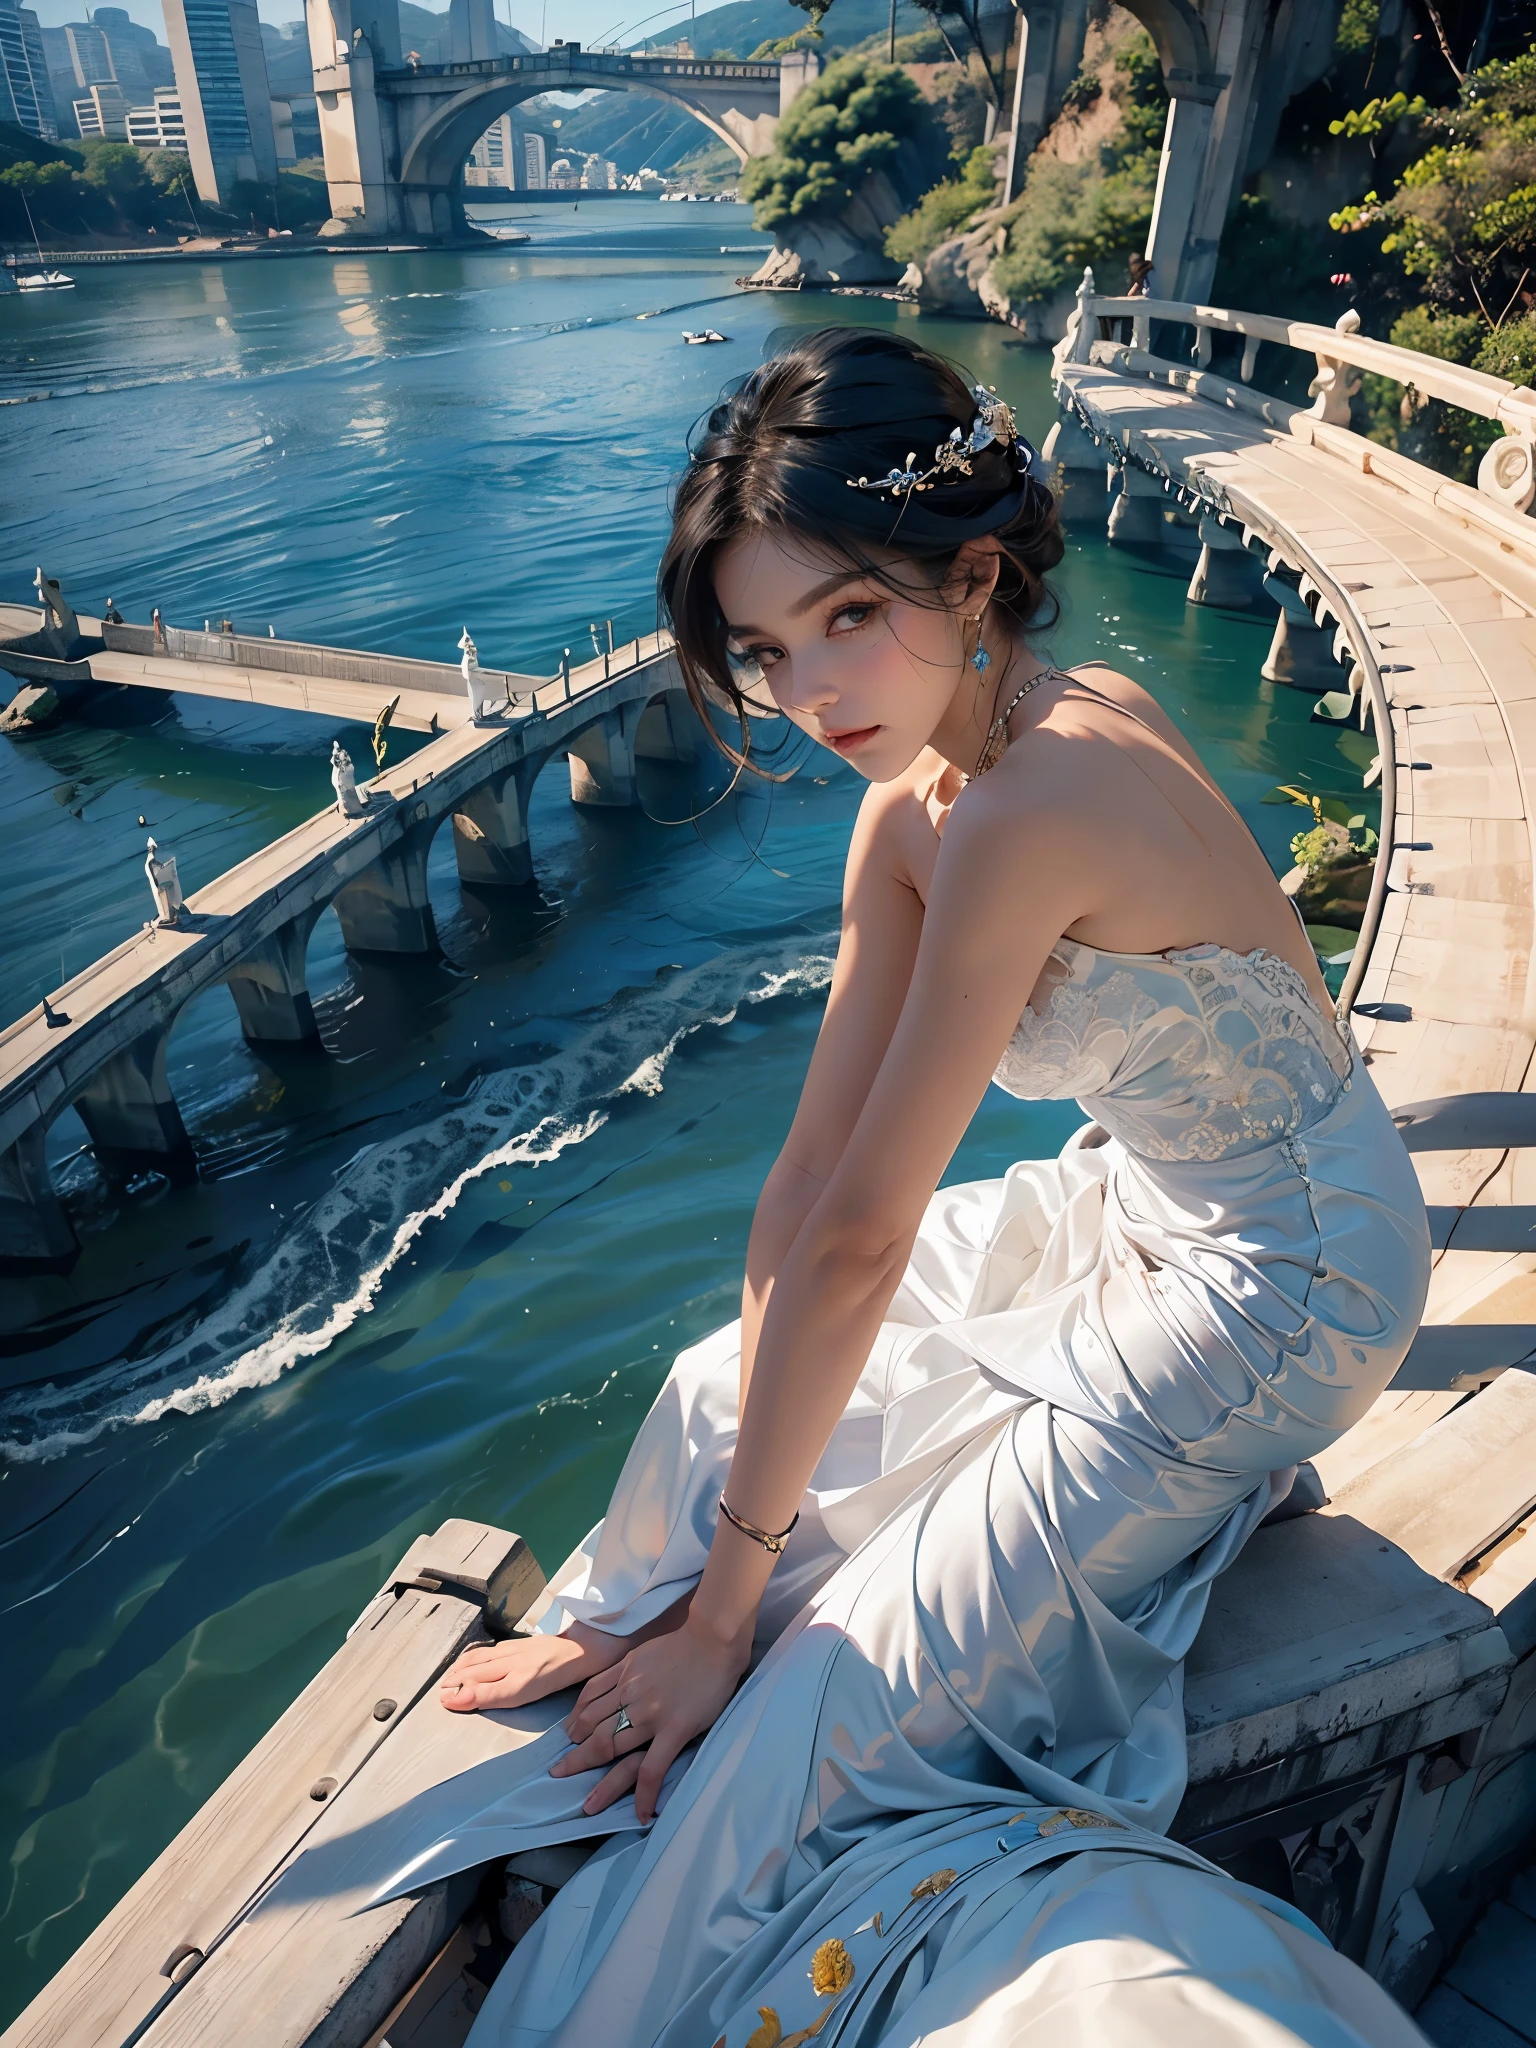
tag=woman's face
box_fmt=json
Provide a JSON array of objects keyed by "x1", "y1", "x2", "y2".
[{"x1": 712, "y1": 527, "x2": 990, "y2": 782}]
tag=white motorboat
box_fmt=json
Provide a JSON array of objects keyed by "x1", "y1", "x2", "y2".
[{"x1": 682, "y1": 328, "x2": 728, "y2": 344}]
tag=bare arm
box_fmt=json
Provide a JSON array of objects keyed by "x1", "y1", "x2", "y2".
[{"x1": 737, "y1": 778, "x2": 926, "y2": 1405}]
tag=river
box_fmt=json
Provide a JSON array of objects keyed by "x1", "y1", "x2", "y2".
[{"x1": 0, "y1": 198, "x2": 1375, "y2": 2024}]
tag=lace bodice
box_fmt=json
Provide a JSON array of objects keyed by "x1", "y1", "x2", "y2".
[{"x1": 994, "y1": 939, "x2": 1353, "y2": 1163}]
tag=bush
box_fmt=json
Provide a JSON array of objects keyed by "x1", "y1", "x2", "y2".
[
  {"x1": 739, "y1": 54, "x2": 944, "y2": 232},
  {"x1": 1474, "y1": 311, "x2": 1536, "y2": 382},
  {"x1": 883, "y1": 141, "x2": 996, "y2": 265},
  {"x1": 986, "y1": 30, "x2": 1166, "y2": 311}
]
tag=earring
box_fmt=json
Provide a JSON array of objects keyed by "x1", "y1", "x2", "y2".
[{"x1": 968, "y1": 617, "x2": 991, "y2": 674}]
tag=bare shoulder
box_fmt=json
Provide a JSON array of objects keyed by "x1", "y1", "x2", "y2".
[
  {"x1": 1063, "y1": 660, "x2": 1211, "y2": 775},
  {"x1": 849, "y1": 750, "x2": 950, "y2": 888}
]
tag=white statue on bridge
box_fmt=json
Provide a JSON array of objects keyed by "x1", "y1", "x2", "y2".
[
  {"x1": 331, "y1": 740, "x2": 370, "y2": 818},
  {"x1": 144, "y1": 837, "x2": 184, "y2": 927},
  {"x1": 459, "y1": 627, "x2": 492, "y2": 725}
]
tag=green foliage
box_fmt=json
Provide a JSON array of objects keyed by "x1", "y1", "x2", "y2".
[
  {"x1": 1473, "y1": 310, "x2": 1536, "y2": 381},
  {"x1": 1329, "y1": 54, "x2": 1536, "y2": 326},
  {"x1": 740, "y1": 54, "x2": 938, "y2": 230},
  {"x1": 750, "y1": 24, "x2": 824, "y2": 56},
  {"x1": 883, "y1": 141, "x2": 995, "y2": 264},
  {"x1": 1334, "y1": 0, "x2": 1380, "y2": 55},
  {"x1": 1290, "y1": 823, "x2": 1340, "y2": 872},
  {"x1": 985, "y1": 31, "x2": 1167, "y2": 310},
  {"x1": 1328, "y1": 91, "x2": 1427, "y2": 139}
]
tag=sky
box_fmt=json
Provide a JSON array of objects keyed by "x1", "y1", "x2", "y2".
[{"x1": 23, "y1": 0, "x2": 708, "y2": 43}]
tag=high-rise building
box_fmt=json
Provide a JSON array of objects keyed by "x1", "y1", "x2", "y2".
[
  {"x1": 465, "y1": 112, "x2": 515, "y2": 189},
  {"x1": 0, "y1": 0, "x2": 56, "y2": 138},
  {"x1": 522, "y1": 131, "x2": 546, "y2": 190},
  {"x1": 126, "y1": 86, "x2": 188, "y2": 151},
  {"x1": 74, "y1": 78, "x2": 128, "y2": 135},
  {"x1": 161, "y1": 0, "x2": 277, "y2": 207},
  {"x1": 41, "y1": 13, "x2": 173, "y2": 137}
]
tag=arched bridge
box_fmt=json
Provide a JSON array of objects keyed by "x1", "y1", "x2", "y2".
[{"x1": 306, "y1": 0, "x2": 813, "y2": 240}]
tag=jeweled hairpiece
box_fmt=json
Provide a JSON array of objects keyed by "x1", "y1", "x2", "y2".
[{"x1": 847, "y1": 385, "x2": 1031, "y2": 500}]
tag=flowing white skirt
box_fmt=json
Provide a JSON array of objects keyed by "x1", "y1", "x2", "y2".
[{"x1": 363, "y1": 1075, "x2": 1431, "y2": 2047}]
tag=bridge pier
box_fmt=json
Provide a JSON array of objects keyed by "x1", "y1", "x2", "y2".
[
  {"x1": 451, "y1": 762, "x2": 537, "y2": 888},
  {"x1": 73, "y1": 1027, "x2": 194, "y2": 1179},
  {"x1": 1262, "y1": 579, "x2": 1343, "y2": 692},
  {"x1": 635, "y1": 691, "x2": 703, "y2": 766},
  {"x1": 1041, "y1": 411, "x2": 1109, "y2": 523},
  {"x1": 223, "y1": 914, "x2": 323, "y2": 1046},
  {"x1": 332, "y1": 824, "x2": 439, "y2": 953},
  {"x1": 568, "y1": 707, "x2": 641, "y2": 808},
  {"x1": 0, "y1": 1126, "x2": 77, "y2": 1270},
  {"x1": 1187, "y1": 518, "x2": 1271, "y2": 611},
  {"x1": 1107, "y1": 467, "x2": 1175, "y2": 549}
]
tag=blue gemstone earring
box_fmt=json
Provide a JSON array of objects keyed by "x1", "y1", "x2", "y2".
[{"x1": 972, "y1": 641, "x2": 992, "y2": 674}]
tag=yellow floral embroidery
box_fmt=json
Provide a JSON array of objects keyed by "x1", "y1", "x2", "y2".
[
  {"x1": 745, "y1": 2009, "x2": 782, "y2": 2048},
  {"x1": 1036, "y1": 1807, "x2": 1125, "y2": 1837},
  {"x1": 810, "y1": 1939, "x2": 854, "y2": 1997}
]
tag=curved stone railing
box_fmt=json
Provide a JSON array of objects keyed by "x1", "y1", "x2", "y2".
[{"x1": 1064, "y1": 271, "x2": 1536, "y2": 520}]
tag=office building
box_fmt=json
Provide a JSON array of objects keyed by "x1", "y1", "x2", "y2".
[
  {"x1": 522, "y1": 130, "x2": 546, "y2": 190},
  {"x1": 74, "y1": 78, "x2": 128, "y2": 135},
  {"x1": 161, "y1": 0, "x2": 276, "y2": 207},
  {"x1": 126, "y1": 86, "x2": 187, "y2": 151},
  {"x1": 0, "y1": 0, "x2": 54, "y2": 138},
  {"x1": 42, "y1": 12, "x2": 172, "y2": 137},
  {"x1": 465, "y1": 112, "x2": 515, "y2": 189}
]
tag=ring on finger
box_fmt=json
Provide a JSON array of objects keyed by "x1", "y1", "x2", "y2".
[{"x1": 613, "y1": 1706, "x2": 633, "y2": 1736}]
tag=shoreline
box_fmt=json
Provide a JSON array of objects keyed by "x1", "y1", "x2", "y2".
[{"x1": 2, "y1": 234, "x2": 534, "y2": 269}]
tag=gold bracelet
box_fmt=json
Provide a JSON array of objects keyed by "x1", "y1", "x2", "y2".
[{"x1": 718, "y1": 1494, "x2": 799, "y2": 1556}]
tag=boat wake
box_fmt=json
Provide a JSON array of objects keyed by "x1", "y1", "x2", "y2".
[{"x1": 0, "y1": 941, "x2": 834, "y2": 1464}]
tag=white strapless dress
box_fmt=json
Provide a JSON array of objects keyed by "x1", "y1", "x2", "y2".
[{"x1": 360, "y1": 941, "x2": 1432, "y2": 2048}]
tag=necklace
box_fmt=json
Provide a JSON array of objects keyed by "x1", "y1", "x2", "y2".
[{"x1": 972, "y1": 665, "x2": 1069, "y2": 779}]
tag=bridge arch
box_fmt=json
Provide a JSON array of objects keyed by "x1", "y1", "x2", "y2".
[{"x1": 398, "y1": 75, "x2": 748, "y2": 195}]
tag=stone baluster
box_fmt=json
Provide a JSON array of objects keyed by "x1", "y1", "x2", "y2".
[{"x1": 1307, "y1": 309, "x2": 1363, "y2": 426}]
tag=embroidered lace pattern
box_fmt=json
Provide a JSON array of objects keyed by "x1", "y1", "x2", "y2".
[{"x1": 993, "y1": 940, "x2": 1353, "y2": 1162}]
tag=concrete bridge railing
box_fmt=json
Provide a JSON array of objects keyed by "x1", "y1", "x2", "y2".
[{"x1": 0, "y1": 626, "x2": 711, "y2": 1271}]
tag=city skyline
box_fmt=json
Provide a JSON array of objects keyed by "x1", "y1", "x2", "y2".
[{"x1": 18, "y1": 0, "x2": 705, "y2": 51}]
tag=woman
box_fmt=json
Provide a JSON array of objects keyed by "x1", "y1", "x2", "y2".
[{"x1": 366, "y1": 329, "x2": 1431, "y2": 2045}]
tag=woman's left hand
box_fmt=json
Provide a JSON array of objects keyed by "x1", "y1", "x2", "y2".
[{"x1": 551, "y1": 1611, "x2": 750, "y2": 1822}]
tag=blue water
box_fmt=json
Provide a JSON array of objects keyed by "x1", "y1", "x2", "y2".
[{"x1": 0, "y1": 200, "x2": 1375, "y2": 2024}]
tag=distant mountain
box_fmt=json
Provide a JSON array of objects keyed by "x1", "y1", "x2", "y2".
[
  {"x1": 260, "y1": 5, "x2": 535, "y2": 95},
  {"x1": 621, "y1": 0, "x2": 929, "y2": 58}
]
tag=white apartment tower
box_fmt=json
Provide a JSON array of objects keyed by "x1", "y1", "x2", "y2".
[{"x1": 523, "y1": 131, "x2": 546, "y2": 190}]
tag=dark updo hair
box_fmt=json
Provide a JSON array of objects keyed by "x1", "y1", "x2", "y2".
[{"x1": 658, "y1": 325, "x2": 1065, "y2": 765}]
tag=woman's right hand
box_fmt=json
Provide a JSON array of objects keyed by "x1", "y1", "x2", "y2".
[{"x1": 439, "y1": 1620, "x2": 625, "y2": 1713}]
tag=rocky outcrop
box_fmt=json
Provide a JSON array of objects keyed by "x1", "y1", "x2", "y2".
[
  {"x1": 900, "y1": 218, "x2": 1078, "y2": 340},
  {"x1": 749, "y1": 169, "x2": 912, "y2": 288}
]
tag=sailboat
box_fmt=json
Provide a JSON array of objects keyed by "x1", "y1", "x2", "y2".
[{"x1": 10, "y1": 188, "x2": 74, "y2": 291}]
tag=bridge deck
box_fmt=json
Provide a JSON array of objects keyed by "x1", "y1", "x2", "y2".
[
  {"x1": 1060, "y1": 354, "x2": 1536, "y2": 1354},
  {"x1": 0, "y1": 605, "x2": 547, "y2": 735}
]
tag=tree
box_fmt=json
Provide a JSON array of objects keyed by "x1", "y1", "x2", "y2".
[
  {"x1": 740, "y1": 55, "x2": 945, "y2": 235},
  {"x1": 907, "y1": 0, "x2": 1008, "y2": 116},
  {"x1": 1330, "y1": 53, "x2": 1536, "y2": 329}
]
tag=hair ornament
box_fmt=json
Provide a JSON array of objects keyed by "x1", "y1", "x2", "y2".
[{"x1": 847, "y1": 384, "x2": 1032, "y2": 500}]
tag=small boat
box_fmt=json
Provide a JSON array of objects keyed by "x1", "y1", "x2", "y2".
[
  {"x1": 682, "y1": 328, "x2": 728, "y2": 344},
  {"x1": 10, "y1": 191, "x2": 74, "y2": 290}
]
